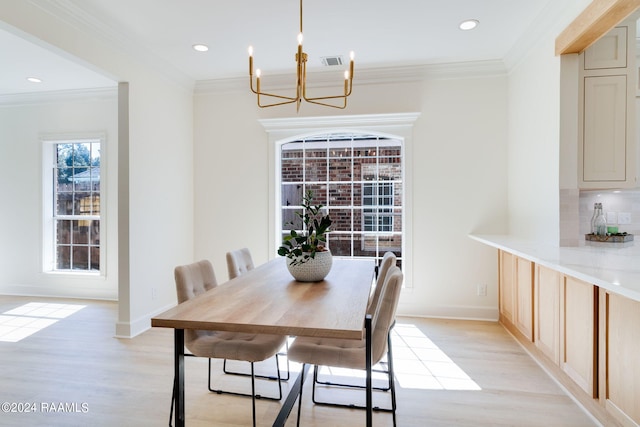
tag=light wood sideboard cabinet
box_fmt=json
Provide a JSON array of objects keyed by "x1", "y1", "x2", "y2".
[
  {"x1": 562, "y1": 276, "x2": 597, "y2": 397},
  {"x1": 600, "y1": 291, "x2": 640, "y2": 427},
  {"x1": 534, "y1": 265, "x2": 561, "y2": 364},
  {"x1": 497, "y1": 249, "x2": 640, "y2": 427},
  {"x1": 498, "y1": 250, "x2": 533, "y2": 341},
  {"x1": 533, "y1": 266, "x2": 597, "y2": 398},
  {"x1": 514, "y1": 257, "x2": 534, "y2": 341},
  {"x1": 498, "y1": 250, "x2": 515, "y2": 326}
]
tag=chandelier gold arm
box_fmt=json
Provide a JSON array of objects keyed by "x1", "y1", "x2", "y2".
[
  {"x1": 301, "y1": 59, "x2": 353, "y2": 109},
  {"x1": 247, "y1": 0, "x2": 354, "y2": 111}
]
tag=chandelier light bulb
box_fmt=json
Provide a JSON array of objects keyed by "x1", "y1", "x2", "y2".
[
  {"x1": 344, "y1": 71, "x2": 349, "y2": 80},
  {"x1": 297, "y1": 33, "x2": 303, "y2": 45},
  {"x1": 350, "y1": 51, "x2": 355, "y2": 61},
  {"x1": 256, "y1": 69, "x2": 261, "y2": 78},
  {"x1": 248, "y1": 46, "x2": 253, "y2": 56}
]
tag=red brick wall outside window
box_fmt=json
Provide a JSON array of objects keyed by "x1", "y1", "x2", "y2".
[{"x1": 280, "y1": 134, "x2": 402, "y2": 268}]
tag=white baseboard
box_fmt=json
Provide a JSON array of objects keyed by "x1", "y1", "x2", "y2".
[
  {"x1": 115, "y1": 302, "x2": 176, "y2": 339},
  {"x1": 0, "y1": 284, "x2": 117, "y2": 300},
  {"x1": 398, "y1": 305, "x2": 499, "y2": 322}
]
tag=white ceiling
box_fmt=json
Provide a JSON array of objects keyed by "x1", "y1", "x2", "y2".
[{"x1": 0, "y1": 0, "x2": 555, "y2": 95}]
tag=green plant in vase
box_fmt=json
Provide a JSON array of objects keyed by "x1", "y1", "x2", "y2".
[{"x1": 278, "y1": 190, "x2": 332, "y2": 266}]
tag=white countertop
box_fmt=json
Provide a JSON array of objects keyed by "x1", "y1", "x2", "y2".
[{"x1": 470, "y1": 234, "x2": 640, "y2": 302}]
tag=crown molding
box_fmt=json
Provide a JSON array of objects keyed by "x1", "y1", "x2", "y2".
[
  {"x1": 0, "y1": 87, "x2": 117, "y2": 107},
  {"x1": 24, "y1": 1, "x2": 510, "y2": 97},
  {"x1": 194, "y1": 60, "x2": 507, "y2": 95},
  {"x1": 259, "y1": 112, "x2": 421, "y2": 135},
  {"x1": 258, "y1": 113, "x2": 421, "y2": 148},
  {"x1": 29, "y1": 0, "x2": 193, "y2": 90},
  {"x1": 503, "y1": 0, "x2": 589, "y2": 72}
]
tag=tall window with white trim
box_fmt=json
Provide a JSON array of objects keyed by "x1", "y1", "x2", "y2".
[
  {"x1": 43, "y1": 139, "x2": 101, "y2": 272},
  {"x1": 279, "y1": 133, "x2": 402, "y2": 265}
]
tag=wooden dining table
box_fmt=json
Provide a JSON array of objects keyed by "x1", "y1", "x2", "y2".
[{"x1": 152, "y1": 257, "x2": 376, "y2": 427}]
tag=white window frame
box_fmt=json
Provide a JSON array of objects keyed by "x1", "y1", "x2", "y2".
[
  {"x1": 42, "y1": 134, "x2": 106, "y2": 275},
  {"x1": 261, "y1": 113, "x2": 419, "y2": 289},
  {"x1": 363, "y1": 180, "x2": 394, "y2": 233}
]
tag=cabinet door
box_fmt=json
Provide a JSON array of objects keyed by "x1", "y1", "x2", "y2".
[
  {"x1": 584, "y1": 26, "x2": 627, "y2": 69},
  {"x1": 562, "y1": 276, "x2": 597, "y2": 396},
  {"x1": 579, "y1": 20, "x2": 636, "y2": 189},
  {"x1": 582, "y1": 75, "x2": 628, "y2": 183},
  {"x1": 604, "y1": 293, "x2": 640, "y2": 425},
  {"x1": 514, "y1": 257, "x2": 533, "y2": 341},
  {"x1": 535, "y1": 265, "x2": 560, "y2": 364},
  {"x1": 498, "y1": 251, "x2": 515, "y2": 325}
]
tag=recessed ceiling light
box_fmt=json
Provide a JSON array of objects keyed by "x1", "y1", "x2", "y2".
[
  {"x1": 192, "y1": 44, "x2": 209, "y2": 52},
  {"x1": 459, "y1": 19, "x2": 479, "y2": 31},
  {"x1": 26, "y1": 77, "x2": 42, "y2": 83}
]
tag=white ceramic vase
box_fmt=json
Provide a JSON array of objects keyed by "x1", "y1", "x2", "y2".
[{"x1": 286, "y1": 250, "x2": 333, "y2": 282}]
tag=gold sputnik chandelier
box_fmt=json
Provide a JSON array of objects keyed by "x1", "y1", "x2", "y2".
[{"x1": 248, "y1": 0, "x2": 354, "y2": 111}]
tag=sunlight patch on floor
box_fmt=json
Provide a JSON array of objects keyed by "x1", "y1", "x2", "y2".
[
  {"x1": 0, "y1": 302, "x2": 85, "y2": 342},
  {"x1": 311, "y1": 322, "x2": 481, "y2": 392},
  {"x1": 392, "y1": 322, "x2": 481, "y2": 391}
]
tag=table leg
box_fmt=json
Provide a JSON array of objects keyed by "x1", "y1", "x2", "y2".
[
  {"x1": 175, "y1": 329, "x2": 185, "y2": 427},
  {"x1": 365, "y1": 314, "x2": 372, "y2": 427},
  {"x1": 273, "y1": 363, "x2": 310, "y2": 427}
]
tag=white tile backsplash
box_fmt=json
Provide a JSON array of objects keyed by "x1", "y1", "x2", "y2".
[
  {"x1": 560, "y1": 188, "x2": 580, "y2": 246},
  {"x1": 579, "y1": 189, "x2": 640, "y2": 235}
]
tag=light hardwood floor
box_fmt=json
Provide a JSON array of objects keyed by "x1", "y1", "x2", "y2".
[{"x1": 0, "y1": 296, "x2": 599, "y2": 426}]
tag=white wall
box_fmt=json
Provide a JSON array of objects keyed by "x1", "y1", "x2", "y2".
[
  {"x1": 507, "y1": 38, "x2": 562, "y2": 244},
  {"x1": 506, "y1": 0, "x2": 592, "y2": 245},
  {"x1": 194, "y1": 72, "x2": 508, "y2": 320},
  {"x1": 0, "y1": 2, "x2": 195, "y2": 337},
  {"x1": 0, "y1": 0, "x2": 600, "y2": 332},
  {"x1": 0, "y1": 91, "x2": 118, "y2": 299}
]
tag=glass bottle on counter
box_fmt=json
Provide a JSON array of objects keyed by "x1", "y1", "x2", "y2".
[
  {"x1": 590, "y1": 203, "x2": 599, "y2": 234},
  {"x1": 594, "y1": 203, "x2": 607, "y2": 236}
]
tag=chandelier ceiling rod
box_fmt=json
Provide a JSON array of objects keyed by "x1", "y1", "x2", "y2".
[{"x1": 248, "y1": 0, "x2": 355, "y2": 112}]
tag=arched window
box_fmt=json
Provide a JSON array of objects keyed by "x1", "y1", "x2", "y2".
[
  {"x1": 279, "y1": 133, "x2": 403, "y2": 265},
  {"x1": 261, "y1": 113, "x2": 419, "y2": 284}
]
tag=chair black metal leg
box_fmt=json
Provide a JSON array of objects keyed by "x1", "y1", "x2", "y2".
[
  {"x1": 209, "y1": 355, "x2": 284, "y2": 400},
  {"x1": 387, "y1": 324, "x2": 397, "y2": 427},
  {"x1": 308, "y1": 321, "x2": 397, "y2": 426},
  {"x1": 223, "y1": 353, "x2": 290, "y2": 381},
  {"x1": 314, "y1": 321, "x2": 396, "y2": 392},
  {"x1": 170, "y1": 352, "x2": 284, "y2": 427},
  {"x1": 313, "y1": 363, "x2": 391, "y2": 391}
]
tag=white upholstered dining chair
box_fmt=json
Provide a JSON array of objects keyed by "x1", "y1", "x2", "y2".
[
  {"x1": 170, "y1": 259, "x2": 287, "y2": 427},
  {"x1": 313, "y1": 251, "x2": 397, "y2": 394},
  {"x1": 226, "y1": 247, "x2": 255, "y2": 280},
  {"x1": 288, "y1": 265, "x2": 403, "y2": 426},
  {"x1": 369, "y1": 251, "x2": 397, "y2": 313},
  {"x1": 224, "y1": 247, "x2": 290, "y2": 380}
]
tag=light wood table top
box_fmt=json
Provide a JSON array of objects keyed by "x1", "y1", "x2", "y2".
[{"x1": 152, "y1": 257, "x2": 374, "y2": 340}]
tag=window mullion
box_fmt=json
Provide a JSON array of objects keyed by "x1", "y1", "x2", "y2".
[{"x1": 279, "y1": 132, "x2": 402, "y2": 262}]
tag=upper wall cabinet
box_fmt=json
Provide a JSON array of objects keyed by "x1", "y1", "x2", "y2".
[
  {"x1": 584, "y1": 27, "x2": 627, "y2": 69},
  {"x1": 579, "y1": 21, "x2": 637, "y2": 189}
]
